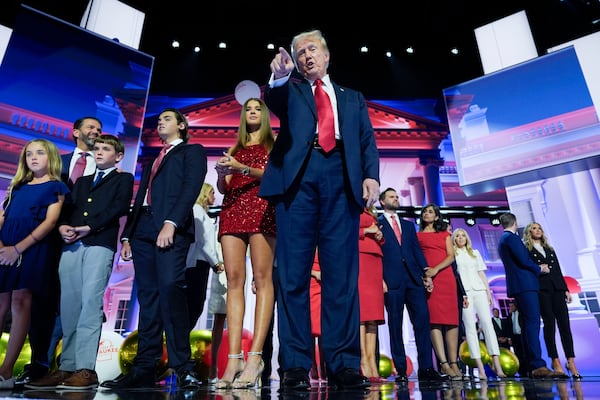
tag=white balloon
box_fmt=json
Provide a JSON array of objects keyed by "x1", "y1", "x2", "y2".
[
  {"x1": 95, "y1": 330, "x2": 125, "y2": 383},
  {"x1": 234, "y1": 80, "x2": 261, "y2": 105}
]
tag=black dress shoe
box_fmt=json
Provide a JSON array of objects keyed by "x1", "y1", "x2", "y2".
[
  {"x1": 418, "y1": 368, "x2": 449, "y2": 382},
  {"x1": 177, "y1": 370, "x2": 201, "y2": 389},
  {"x1": 281, "y1": 368, "x2": 310, "y2": 391},
  {"x1": 328, "y1": 368, "x2": 371, "y2": 389},
  {"x1": 99, "y1": 372, "x2": 155, "y2": 389},
  {"x1": 395, "y1": 374, "x2": 409, "y2": 384}
]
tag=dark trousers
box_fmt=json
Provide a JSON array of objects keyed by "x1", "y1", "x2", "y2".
[
  {"x1": 539, "y1": 289, "x2": 575, "y2": 358},
  {"x1": 185, "y1": 261, "x2": 211, "y2": 328},
  {"x1": 130, "y1": 213, "x2": 195, "y2": 375}
]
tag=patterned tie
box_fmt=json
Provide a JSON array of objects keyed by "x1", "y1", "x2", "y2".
[
  {"x1": 147, "y1": 144, "x2": 173, "y2": 205},
  {"x1": 391, "y1": 214, "x2": 402, "y2": 245},
  {"x1": 70, "y1": 152, "x2": 89, "y2": 184},
  {"x1": 314, "y1": 79, "x2": 335, "y2": 153},
  {"x1": 93, "y1": 171, "x2": 105, "y2": 187}
]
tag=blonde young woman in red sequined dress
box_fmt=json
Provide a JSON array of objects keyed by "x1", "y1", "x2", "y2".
[{"x1": 214, "y1": 97, "x2": 276, "y2": 389}]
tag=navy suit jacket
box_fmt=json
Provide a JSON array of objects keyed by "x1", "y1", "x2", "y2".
[
  {"x1": 498, "y1": 230, "x2": 541, "y2": 297},
  {"x1": 122, "y1": 142, "x2": 207, "y2": 240},
  {"x1": 378, "y1": 214, "x2": 428, "y2": 289},
  {"x1": 259, "y1": 77, "x2": 379, "y2": 207},
  {"x1": 60, "y1": 170, "x2": 133, "y2": 252}
]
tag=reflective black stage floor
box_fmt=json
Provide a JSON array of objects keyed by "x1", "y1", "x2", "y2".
[{"x1": 2, "y1": 376, "x2": 600, "y2": 400}]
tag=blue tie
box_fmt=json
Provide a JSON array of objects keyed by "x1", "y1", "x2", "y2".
[{"x1": 93, "y1": 171, "x2": 105, "y2": 187}]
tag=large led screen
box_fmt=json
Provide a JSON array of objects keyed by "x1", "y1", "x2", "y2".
[
  {"x1": 0, "y1": 4, "x2": 154, "y2": 184},
  {"x1": 444, "y1": 46, "x2": 600, "y2": 195}
]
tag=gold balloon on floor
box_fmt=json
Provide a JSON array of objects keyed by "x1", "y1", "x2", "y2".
[
  {"x1": 119, "y1": 330, "x2": 168, "y2": 376},
  {"x1": 378, "y1": 354, "x2": 393, "y2": 378},
  {"x1": 0, "y1": 333, "x2": 31, "y2": 376},
  {"x1": 497, "y1": 347, "x2": 519, "y2": 377},
  {"x1": 189, "y1": 329, "x2": 212, "y2": 379},
  {"x1": 459, "y1": 340, "x2": 490, "y2": 367}
]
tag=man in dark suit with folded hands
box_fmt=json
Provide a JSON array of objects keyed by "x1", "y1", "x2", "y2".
[
  {"x1": 259, "y1": 29, "x2": 379, "y2": 391},
  {"x1": 100, "y1": 108, "x2": 207, "y2": 390},
  {"x1": 378, "y1": 188, "x2": 449, "y2": 385}
]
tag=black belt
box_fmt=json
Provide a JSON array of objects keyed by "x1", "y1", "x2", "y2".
[
  {"x1": 141, "y1": 205, "x2": 153, "y2": 214},
  {"x1": 312, "y1": 137, "x2": 343, "y2": 151}
]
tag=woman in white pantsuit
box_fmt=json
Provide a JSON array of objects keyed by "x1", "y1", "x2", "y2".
[{"x1": 452, "y1": 228, "x2": 506, "y2": 380}]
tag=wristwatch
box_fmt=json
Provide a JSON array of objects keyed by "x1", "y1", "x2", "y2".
[{"x1": 241, "y1": 166, "x2": 250, "y2": 176}]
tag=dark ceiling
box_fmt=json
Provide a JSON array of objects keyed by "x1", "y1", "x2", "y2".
[{"x1": 2, "y1": 0, "x2": 600, "y2": 101}]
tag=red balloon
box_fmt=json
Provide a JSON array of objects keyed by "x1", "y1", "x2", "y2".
[
  {"x1": 406, "y1": 355, "x2": 414, "y2": 376},
  {"x1": 203, "y1": 329, "x2": 253, "y2": 378}
]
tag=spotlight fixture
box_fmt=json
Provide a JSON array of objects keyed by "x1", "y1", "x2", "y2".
[
  {"x1": 465, "y1": 217, "x2": 476, "y2": 227},
  {"x1": 490, "y1": 217, "x2": 501, "y2": 227},
  {"x1": 405, "y1": 46, "x2": 414, "y2": 54},
  {"x1": 360, "y1": 46, "x2": 368, "y2": 53},
  {"x1": 267, "y1": 43, "x2": 275, "y2": 50},
  {"x1": 450, "y1": 47, "x2": 459, "y2": 55},
  {"x1": 171, "y1": 40, "x2": 180, "y2": 48},
  {"x1": 218, "y1": 42, "x2": 227, "y2": 49},
  {"x1": 385, "y1": 51, "x2": 392, "y2": 58},
  {"x1": 193, "y1": 46, "x2": 200, "y2": 53}
]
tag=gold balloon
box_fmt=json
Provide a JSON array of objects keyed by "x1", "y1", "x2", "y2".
[
  {"x1": 378, "y1": 354, "x2": 393, "y2": 378},
  {"x1": 189, "y1": 329, "x2": 212, "y2": 379},
  {"x1": 459, "y1": 340, "x2": 490, "y2": 367},
  {"x1": 498, "y1": 347, "x2": 520, "y2": 377},
  {"x1": 0, "y1": 332, "x2": 32, "y2": 376},
  {"x1": 119, "y1": 330, "x2": 168, "y2": 376}
]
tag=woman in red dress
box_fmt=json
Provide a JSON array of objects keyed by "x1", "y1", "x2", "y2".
[
  {"x1": 214, "y1": 98, "x2": 276, "y2": 389},
  {"x1": 358, "y1": 206, "x2": 385, "y2": 382},
  {"x1": 417, "y1": 203, "x2": 466, "y2": 380}
]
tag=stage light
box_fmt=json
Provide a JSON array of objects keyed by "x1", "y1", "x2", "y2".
[
  {"x1": 171, "y1": 40, "x2": 179, "y2": 48},
  {"x1": 490, "y1": 217, "x2": 501, "y2": 226},
  {"x1": 406, "y1": 46, "x2": 414, "y2": 54},
  {"x1": 360, "y1": 46, "x2": 368, "y2": 53},
  {"x1": 218, "y1": 42, "x2": 227, "y2": 49},
  {"x1": 193, "y1": 46, "x2": 200, "y2": 53},
  {"x1": 385, "y1": 51, "x2": 392, "y2": 58},
  {"x1": 465, "y1": 217, "x2": 476, "y2": 227},
  {"x1": 267, "y1": 43, "x2": 275, "y2": 50}
]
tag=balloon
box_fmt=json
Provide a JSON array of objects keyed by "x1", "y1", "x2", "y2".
[
  {"x1": 498, "y1": 347, "x2": 520, "y2": 377},
  {"x1": 96, "y1": 330, "x2": 125, "y2": 383},
  {"x1": 189, "y1": 329, "x2": 212, "y2": 379},
  {"x1": 406, "y1": 356, "x2": 414, "y2": 377},
  {"x1": 119, "y1": 330, "x2": 168, "y2": 377},
  {"x1": 213, "y1": 329, "x2": 253, "y2": 378},
  {"x1": 459, "y1": 340, "x2": 490, "y2": 367},
  {"x1": 378, "y1": 354, "x2": 393, "y2": 378},
  {"x1": 0, "y1": 333, "x2": 31, "y2": 377},
  {"x1": 234, "y1": 80, "x2": 261, "y2": 105}
]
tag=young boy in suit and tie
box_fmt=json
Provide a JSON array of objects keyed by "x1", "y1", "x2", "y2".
[{"x1": 26, "y1": 134, "x2": 133, "y2": 390}]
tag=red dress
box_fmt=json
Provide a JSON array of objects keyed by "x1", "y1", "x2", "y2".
[
  {"x1": 218, "y1": 144, "x2": 276, "y2": 238},
  {"x1": 417, "y1": 230, "x2": 458, "y2": 325},
  {"x1": 358, "y1": 209, "x2": 385, "y2": 324}
]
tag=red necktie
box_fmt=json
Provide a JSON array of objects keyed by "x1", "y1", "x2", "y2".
[
  {"x1": 70, "y1": 152, "x2": 89, "y2": 184},
  {"x1": 391, "y1": 214, "x2": 402, "y2": 245},
  {"x1": 147, "y1": 144, "x2": 172, "y2": 205},
  {"x1": 314, "y1": 79, "x2": 335, "y2": 153}
]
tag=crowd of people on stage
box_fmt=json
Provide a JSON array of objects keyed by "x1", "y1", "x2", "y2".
[{"x1": 0, "y1": 28, "x2": 583, "y2": 393}]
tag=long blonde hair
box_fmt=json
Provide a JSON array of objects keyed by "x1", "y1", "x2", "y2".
[
  {"x1": 452, "y1": 228, "x2": 476, "y2": 258},
  {"x1": 3, "y1": 139, "x2": 62, "y2": 208},
  {"x1": 196, "y1": 182, "x2": 214, "y2": 212},
  {"x1": 523, "y1": 222, "x2": 553, "y2": 252}
]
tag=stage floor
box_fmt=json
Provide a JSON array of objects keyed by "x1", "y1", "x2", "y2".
[{"x1": 2, "y1": 375, "x2": 600, "y2": 400}]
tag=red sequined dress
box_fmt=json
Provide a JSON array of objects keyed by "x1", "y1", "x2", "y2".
[{"x1": 218, "y1": 144, "x2": 276, "y2": 238}]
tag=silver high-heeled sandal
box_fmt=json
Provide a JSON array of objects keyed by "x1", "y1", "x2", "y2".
[
  {"x1": 232, "y1": 351, "x2": 264, "y2": 389},
  {"x1": 215, "y1": 352, "x2": 245, "y2": 390}
]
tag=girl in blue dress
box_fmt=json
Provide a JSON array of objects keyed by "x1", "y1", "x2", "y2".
[{"x1": 0, "y1": 139, "x2": 69, "y2": 389}]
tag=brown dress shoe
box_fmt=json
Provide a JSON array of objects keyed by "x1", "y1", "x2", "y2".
[{"x1": 531, "y1": 366, "x2": 556, "y2": 379}]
